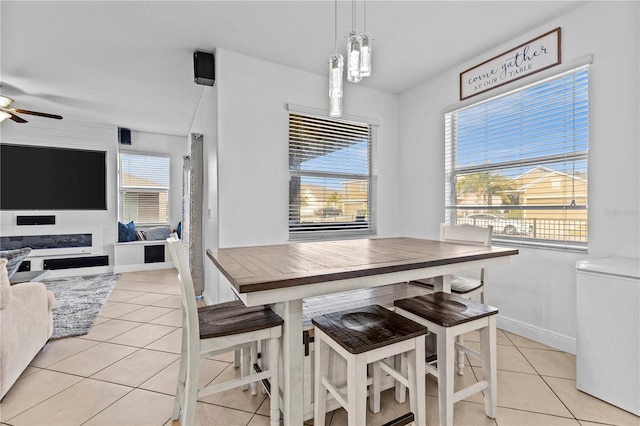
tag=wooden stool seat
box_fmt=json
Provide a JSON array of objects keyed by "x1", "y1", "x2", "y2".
[
  {"x1": 199, "y1": 301, "x2": 284, "y2": 339},
  {"x1": 394, "y1": 292, "x2": 499, "y2": 426},
  {"x1": 312, "y1": 304, "x2": 428, "y2": 354},
  {"x1": 313, "y1": 305, "x2": 428, "y2": 425},
  {"x1": 394, "y1": 292, "x2": 498, "y2": 328}
]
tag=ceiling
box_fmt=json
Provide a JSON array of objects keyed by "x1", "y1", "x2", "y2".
[{"x1": 1, "y1": 1, "x2": 586, "y2": 137}]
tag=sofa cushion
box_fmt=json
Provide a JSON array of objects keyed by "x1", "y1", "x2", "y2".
[
  {"x1": 0, "y1": 259, "x2": 10, "y2": 309},
  {"x1": 0, "y1": 247, "x2": 31, "y2": 279},
  {"x1": 118, "y1": 221, "x2": 137, "y2": 242}
]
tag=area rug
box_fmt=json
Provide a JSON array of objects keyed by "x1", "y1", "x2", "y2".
[{"x1": 44, "y1": 273, "x2": 118, "y2": 339}]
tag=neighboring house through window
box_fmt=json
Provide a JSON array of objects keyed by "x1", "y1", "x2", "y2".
[
  {"x1": 119, "y1": 152, "x2": 170, "y2": 225},
  {"x1": 445, "y1": 65, "x2": 589, "y2": 250},
  {"x1": 288, "y1": 110, "x2": 376, "y2": 239}
]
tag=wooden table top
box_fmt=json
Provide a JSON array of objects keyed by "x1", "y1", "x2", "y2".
[{"x1": 207, "y1": 237, "x2": 518, "y2": 294}]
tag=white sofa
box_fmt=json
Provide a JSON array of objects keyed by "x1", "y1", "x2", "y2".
[{"x1": 0, "y1": 259, "x2": 56, "y2": 399}]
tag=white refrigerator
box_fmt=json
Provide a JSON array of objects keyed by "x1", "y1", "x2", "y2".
[{"x1": 576, "y1": 256, "x2": 640, "y2": 416}]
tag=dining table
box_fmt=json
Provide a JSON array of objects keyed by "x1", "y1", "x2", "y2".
[{"x1": 206, "y1": 236, "x2": 518, "y2": 425}]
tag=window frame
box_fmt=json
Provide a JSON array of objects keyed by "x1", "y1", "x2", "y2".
[
  {"x1": 288, "y1": 109, "x2": 377, "y2": 240},
  {"x1": 445, "y1": 65, "x2": 589, "y2": 251},
  {"x1": 118, "y1": 151, "x2": 171, "y2": 226}
]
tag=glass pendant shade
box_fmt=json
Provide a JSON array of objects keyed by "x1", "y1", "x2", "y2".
[
  {"x1": 329, "y1": 95, "x2": 342, "y2": 118},
  {"x1": 359, "y1": 33, "x2": 372, "y2": 77},
  {"x1": 329, "y1": 54, "x2": 344, "y2": 117},
  {"x1": 347, "y1": 33, "x2": 362, "y2": 83}
]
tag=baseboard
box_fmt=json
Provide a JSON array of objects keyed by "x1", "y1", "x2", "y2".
[{"x1": 497, "y1": 315, "x2": 576, "y2": 355}]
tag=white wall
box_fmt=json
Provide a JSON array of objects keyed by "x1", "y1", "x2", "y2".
[
  {"x1": 0, "y1": 119, "x2": 188, "y2": 277},
  {"x1": 198, "y1": 48, "x2": 399, "y2": 303},
  {"x1": 398, "y1": 1, "x2": 640, "y2": 353}
]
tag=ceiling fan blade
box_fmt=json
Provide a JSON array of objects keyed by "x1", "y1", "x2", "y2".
[
  {"x1": 8, "y1": 112, "x2": 28, "y2": 123},
  {"x1": 14, "y1": 109, "x2": 62, "y2": 120}
]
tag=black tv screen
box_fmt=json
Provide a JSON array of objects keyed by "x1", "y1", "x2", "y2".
[{"x1": 1, "y1": 144, "x2": 107, "y2": 210}]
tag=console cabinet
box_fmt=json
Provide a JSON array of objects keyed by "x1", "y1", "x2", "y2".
[{"x1": 113, "y1": 240, "x2": 173, "y2": 273}]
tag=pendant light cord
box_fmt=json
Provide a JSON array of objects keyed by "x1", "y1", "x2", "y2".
[
  {"x1": 334, "y1": 0, "x2": 338, "y2": 54},
  {"x1": 363, "y1": 0, "x2": 366, "y2": 33},
  {"x1": 352, "y1": 0, "x2": 356, "y2": 32}
]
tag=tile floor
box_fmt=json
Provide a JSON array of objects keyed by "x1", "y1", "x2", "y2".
[{"x1": 1, "y1": 269, "x2": 639, "y2": 426}]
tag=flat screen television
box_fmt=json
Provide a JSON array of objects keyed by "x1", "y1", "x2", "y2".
[{"x1": 0, "y1": 144, "x2": 107, "y2": 210}]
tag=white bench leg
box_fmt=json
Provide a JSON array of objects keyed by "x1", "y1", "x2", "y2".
[
  {"x1": 437, "y1": 329, "x2": 455, "y2": 426},
  {"x1": 268, "y1": 337, "x2": 281, "y2": 426},
  {"x1": 183, "y1": 348, "x2": 199, "y2": 426},
  {"x1": 456, "y1": 334, "x2": 465, "y2": 375},
  {"x1": 234, "y1": 348, "x2": 241, "y2": 368},
  {"x1": 394, "y1": 353, "x2": 407, "y2": 404},
  {"x1": 172, "y1": 328, "x2": 188, "y2": 419},
  {"x1": 370, "y1": 361, "x2": 382, "y2": 413},
  {"x1": 480, "y1": 317, "x2": 498, "y2": 419},
  {"x1": 314, "y1": 332, "x2": 330, "y2": 426},
  {"x1": 347, "y1": 353, "x2": 368, "y2": 426},
  {"x1": 241, "y1": 346, "x2": 251, "y2": 391},
  {"x1": 408, "y1": 335, "x2": 426, "y2": 426},
  {"x1": 250, "y1": 342, "x2": 258, "y2": 396}
]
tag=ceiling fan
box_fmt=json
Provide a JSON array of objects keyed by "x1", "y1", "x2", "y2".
[{"x1": 0, "y1": 95, "x2": 63, "y2": 123}]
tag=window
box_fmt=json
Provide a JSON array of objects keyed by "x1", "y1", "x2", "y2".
[
  {"x1": 119, "y1": 152, "x2": 170, "y2": 225},
  {"x1": 445, "y1": 65, "x2": 589, "y2": 250},
  {"x1": 288, "y1": 112, "x2": 376, "y2": 238}
]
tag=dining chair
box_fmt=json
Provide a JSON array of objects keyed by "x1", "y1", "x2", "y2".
[
  {"x1": 413, "y1": 223, "x2": 492, "y2": 301},
  {"x1": 411, "y1": 223, "x2": 493, "y2": 374},
  {"x1": 165, "y1": 234, "x2": 283, "y2": 426}
]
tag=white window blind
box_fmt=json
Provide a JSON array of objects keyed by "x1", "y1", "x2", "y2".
[
  {"x1": 445, "y1": 65, "x2": 589, "y2": 250},
  {"x1": 289, "y1": 112, "x2": 376, "y2": 238},
  {"x1": 119, "y1": 152, "x2": 170, "y2": 225}
]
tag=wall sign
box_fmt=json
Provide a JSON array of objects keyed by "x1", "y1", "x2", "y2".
[{"x1": 460, "y1": 27, "x2": 561, "y2": 100}]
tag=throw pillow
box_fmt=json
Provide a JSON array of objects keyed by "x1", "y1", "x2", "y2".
[
  {"x1": 118, "y1": 221, "x2": 137, "y2": 242},
  {"x1": 145, "y1": 226, "x2": 171, "y2": 241},
  {"x1": 0, "y1": 247, "x2": 32, "y2": 279},
  {"x1": 0, "y1": 259, "x2": 10, "y2": 309}
]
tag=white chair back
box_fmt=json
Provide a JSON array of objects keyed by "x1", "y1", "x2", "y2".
[
  {"x1": 166, "y1": 233, "x2": 199, "y2": 345},
  {"x1": 440, "y1": 223, "x2": 493, "y2": 302},
  {"x1": 440, "y1": 223, "x2": 492, "y2": 247}
]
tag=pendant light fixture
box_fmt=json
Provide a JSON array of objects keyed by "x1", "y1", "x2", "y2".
[
  {"x1": 359, "y1": 0, "x2": 372, "y2": 77},
  {"x1": 346, "y1": 0, "x2": 362, "y2": 83},
  {"x1": 328, "y1": 0, "x2": 344, "y2": 117}
]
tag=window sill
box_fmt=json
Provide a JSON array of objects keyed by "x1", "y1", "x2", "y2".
[{"x1": 493, "y1": 237, "x2": 588, "y2": 253}]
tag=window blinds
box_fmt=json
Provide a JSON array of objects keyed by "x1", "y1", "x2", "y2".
[
  {"x1": 289, "y1": 112, "x2": 375, "y2": 237},
  {"x1": 445, "y1": 65, "x2": 589, "y2": 249},
  {"x1": 119, "y1": 152, "x2": 170, "y2": 225}
]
